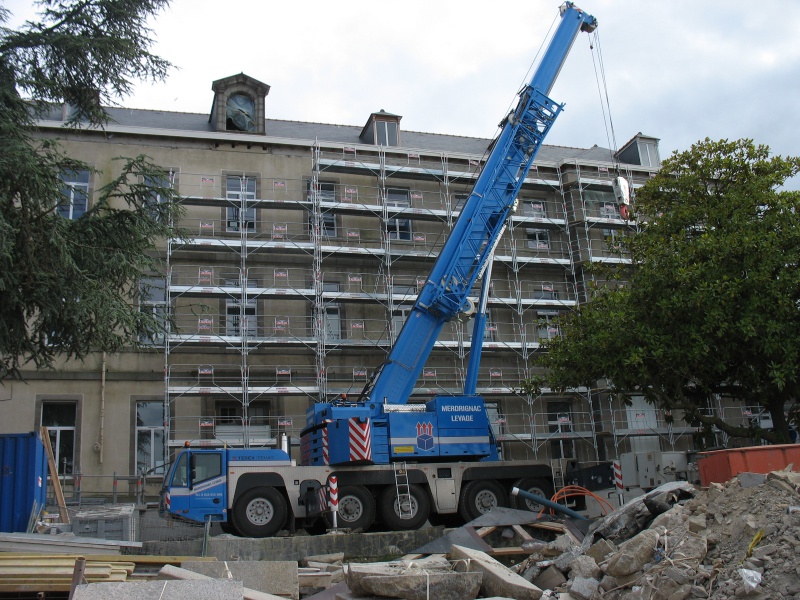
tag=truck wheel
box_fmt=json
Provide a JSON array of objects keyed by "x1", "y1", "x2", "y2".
[
  {"x1": 323, "y1": 485, "x2": 376, "y2": 531},
  {"x1": 232, "y1": 486, "x2": 287, "y2": 538},
  {"x1": 458, "y1": 480, "x2": 507, "y2": 522},
  {"x1": 379, "y1": 484, "x2": 430, "y2": 531},
  {"x1": 509, "y1": 478, "x2": 555, "y2": 512}
]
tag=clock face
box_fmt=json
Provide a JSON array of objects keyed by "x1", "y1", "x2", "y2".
[{"x1": 226, "y1": 94, "x2": 256, "y2": 132}]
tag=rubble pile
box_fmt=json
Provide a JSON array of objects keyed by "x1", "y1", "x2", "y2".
[{"x1": 509, "y1": 470, "x2": 800, "y2": 600}]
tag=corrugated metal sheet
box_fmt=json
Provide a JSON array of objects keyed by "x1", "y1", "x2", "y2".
[{"x1": 0, "y1": 433, "x2": 48, "y2": 533}]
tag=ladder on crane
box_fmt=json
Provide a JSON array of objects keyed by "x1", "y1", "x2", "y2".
[{"x1": 393, "y1": 462, "x2": 413, "y2": 519}]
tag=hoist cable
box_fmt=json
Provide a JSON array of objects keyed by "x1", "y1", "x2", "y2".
[{"x1": 589, "y1": 30, "x2": 621, "y2": 175}]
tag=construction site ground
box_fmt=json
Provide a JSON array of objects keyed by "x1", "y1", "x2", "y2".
[{"x1": 1, "y1": 468, "x2": 799, "y2": 599}]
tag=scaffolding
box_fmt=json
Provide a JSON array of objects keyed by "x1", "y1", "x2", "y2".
[{"x1": 159, "y1": 140, "x2": 670, "y2": 465}]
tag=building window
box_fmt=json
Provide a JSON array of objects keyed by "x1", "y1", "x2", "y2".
[
  {"x1": 226, "y1": 93, "x2": 256, "y2": 132},
  {"x1": 387, "y1": 189, "x2": 411, "y2": 240},
  {"x1": 139, "y1": 277, "x2": 167, "y2": 345},
  {"x1": 225, "y1": 280, "x2": 257, "y2": 337},
  {"x1": 452, "y1": 193, "x2": 469, "y2": 215},
  {"x1": 314, "y1": 181, "x2": 336, "y2": 202},
  {"x1": 143, "y1": 172, "x2": 174, "y2": 219},
  {"x1": 638, "y1": 140, "x2": 660, "y2": 167},
  {"x1": 322, "y1": 282, "x2": 341, "y2": 340},
  {"x1": 135, "y1": 401, "x2": 165, "y2": 475},
  {"x1": 526, "y1": 228, "x2": 550, "y2": 250},
  {"x1": 391, "y1": 307, "x2": 411, "y2": 338},
  {"x1": 537, "y1": 310, "x2": 560, "y2": 341},
  {"x1": 41, "y1": 402, "x2": 76, "y2": 475},
  {"x1": 226, "y1": 176, "x2": 256, "y2": 232},
  {"x1": 600, "y1": 202, "x2": 619, "y2": 220},
  {"x1": 603, "y1": 228, "x2": 624, "y2": 249},
  {"x1": 547, "y1": 401, "x2": 575, "y2": 459},
  {"x1": 57, "y1": 170, "x2": 90, "y2": 219},
  {"x1": 376, "y1": 120, "x2": 398, "y2": 146},
  {"x1": 309, "y1": 211, "x2": 336, "y2": 238},
  {"x1": 523, "y1": 199, "x2": 547, "y2": 218}
]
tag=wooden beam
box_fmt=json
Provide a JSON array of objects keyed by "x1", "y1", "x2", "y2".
[{"x1": 40, "y1": 427, "x2": 70, "y2": 524}]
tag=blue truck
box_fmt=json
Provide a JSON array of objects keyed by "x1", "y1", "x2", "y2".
[{"x1": 161, "y1": 2, "x2": 601, "y2": 538}]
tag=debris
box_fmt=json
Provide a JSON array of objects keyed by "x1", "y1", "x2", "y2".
[
  {"x1": 450, "y1": 544, "x2": 543, "y2": 599},
  {"x1": 158, "y1": 564, "x2": 285, "y2": 600}
]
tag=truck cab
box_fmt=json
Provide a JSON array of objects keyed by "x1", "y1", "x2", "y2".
[{"x1": 160, "y1": 446, "x2": 293, "y2": 526}]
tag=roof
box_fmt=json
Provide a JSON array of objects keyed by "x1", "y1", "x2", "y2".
[{"x1": 43, "y1": 105, "x2": 623, "y2": 165}]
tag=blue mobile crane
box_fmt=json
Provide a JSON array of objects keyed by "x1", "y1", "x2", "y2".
[{"x1": 161, "y1": 3, "x2": 599, "y2": 538}]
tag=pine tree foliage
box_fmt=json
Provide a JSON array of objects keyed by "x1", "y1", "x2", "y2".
[
  {"x1": 523, "y1": 139, "x2": 800, "y2": 444},
  {"x1": 0, "y1": 1, "x2": 182, "y2": 379}
]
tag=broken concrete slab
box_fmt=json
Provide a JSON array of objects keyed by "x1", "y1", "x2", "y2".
[
  {"x1": 158, "y1": 564, "x2": 285, "y2": 600},
  {"x1": 180, "y1": 560, "x2": 298, "y2": 599},
  {"x1": 358, "y1": 571, "x2": 482, "y2": 600},
  {"x1": 344, "y1": 559, "x2": 452, "y2": 596},
  {"x1": 73, "y1": 579, "x2": 244, "y2": 600},
  {"x1": 450, "y1": 543, "x2": 543, "y2": 600},
  {"x1": 737, "y1": 472, "x2": 767, "y2": 488}
]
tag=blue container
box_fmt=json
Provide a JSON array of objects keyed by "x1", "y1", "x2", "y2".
[{"x1": 0, "y1": 432, "x2": 48, "y2": 533}]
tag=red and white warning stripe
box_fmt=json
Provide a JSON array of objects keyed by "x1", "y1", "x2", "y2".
[
  {"x1": 328, "y1": 475, "x2": 338, "y2": 510},
  {"x1": 322, "y1": 419, "x2": 332, "y2": 465},
  {"x1": 349, "y1": 418, "x2": 372, "y2": 462},
  {"x1": 613, "y1": 460, "x2": 624, "y2": 491}
]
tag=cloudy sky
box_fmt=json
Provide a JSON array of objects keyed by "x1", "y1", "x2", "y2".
[{"x1": 6, "y1": 0, "x2": 800, "y2": 183}]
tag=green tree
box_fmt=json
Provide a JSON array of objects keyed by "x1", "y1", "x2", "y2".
[
  {"x1": 0, "y1": 0, "x2": 182, "y2": 379},
  {"x1": 524, "y1": 139, "x2": 800, "y2": 444}
]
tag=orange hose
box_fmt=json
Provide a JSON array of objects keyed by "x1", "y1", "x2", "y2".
[{"x1": 536, "y1": 485, "x2": 614, "y2": 518}]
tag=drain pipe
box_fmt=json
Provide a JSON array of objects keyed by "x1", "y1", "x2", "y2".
[
  {"x1": 98, "y1": 352, "x2": 107, "y2": 464},
  {"x1": 511, "y1": 487, "x2": 588, "y2": 521}
]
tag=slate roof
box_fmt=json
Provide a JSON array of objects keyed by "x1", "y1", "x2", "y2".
[{"x1": 45, "y1": 105, "x2": 621, "y2": 165}]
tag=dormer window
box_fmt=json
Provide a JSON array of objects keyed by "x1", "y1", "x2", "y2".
[
  {"x1": 226, "y1": 94, "x2": 256, "y2": 132},
  {"x1": 376, "y1": 120, "x2": 398, "y2": 146},
  {"x1": 210, "y1": 74, "x2": 270, "y2": 135},
  {"x1": 616, "y1": 133, "x2": 661, "y2": 168},
  {"x1": 360, "y1": 110, "x2": 402, "y2": 147}
]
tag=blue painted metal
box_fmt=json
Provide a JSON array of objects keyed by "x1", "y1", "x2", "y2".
[
  {"x1": 303, "y1": 3, "x2": 597, "y2": 465},
  {"x1": 464, "y1": 258, "x2": 494, "y2": 395},
  {"x1": 363, "y1": 2, "x2": 596, "y2": 408},
  {"x1": 0, "y1": 432, "x2": 48, "y2": 533}
]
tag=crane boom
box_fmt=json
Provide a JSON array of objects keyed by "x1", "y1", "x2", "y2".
[
  {"x1": 364, "y1": 2, "x2": 597, "y2": 407},
  {"x1": 302, "y1": 2, "x2": 597, "y2": 466}
]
